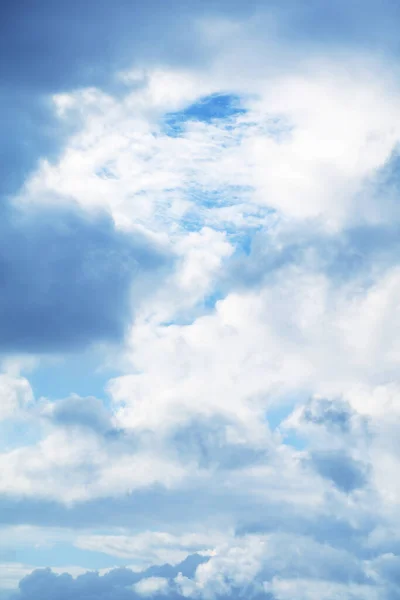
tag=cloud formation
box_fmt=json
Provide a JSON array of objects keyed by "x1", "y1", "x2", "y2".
[
  {"x1": 5, "y1": 1, "x2": 400, "y2": 599},
  {"x1": 0, "y1": 201, "x2": 167, "y2": 353},
  {"x1": 12, "y1": 555, "x2": 210, "y2": 600}
]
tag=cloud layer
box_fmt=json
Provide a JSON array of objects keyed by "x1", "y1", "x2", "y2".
[{"x1": 3, "y1": 2, "x2": 400, "y2": 600}]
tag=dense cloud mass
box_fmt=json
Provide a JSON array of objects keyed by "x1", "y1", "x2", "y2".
[
  {"x1": 4, "y1": 0, "x2": 400, "y2": 599},
  {"x1": 1, "y1": 0, "x2": 400, "y2": 198},
  {"x1": 12, "y1": 555, "x2": 210, "y2": 600},
  {"x1": 0, "y1": 201, "x2": 167, "y2": 353},
  {"x1": 11, "y1": 546, "x2": 400, "y2": 600},
  {"x1": 0, "y1": 0, "x2": 265, "y2": 200}
]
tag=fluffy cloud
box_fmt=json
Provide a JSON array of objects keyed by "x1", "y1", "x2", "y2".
[
  {"x1": 10, "y1": 536, "x2": 386, "y2": 600},
  {"x1": 5, "y1": 1, "x2": 400, "y2": 599},
  {"x1": 11, "y1": 555, "x2": 209, "y2": 600},
  {"x1": 5, "y1": 64, "x2": 400, "y2": 593},
  {"x1": 0, "y1": 0, "x2": 254, "y2": 201},
  {"x1": 134, "y1": 577, "x2": 170, "y2": 596},
  {"x1": 0, "y1": 375, "x2": 33, "y2": 422}
]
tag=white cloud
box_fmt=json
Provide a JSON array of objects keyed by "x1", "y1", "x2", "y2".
[
  {"x1": 7, "y1": 26, "x2": 400, "y2": 598},
  {"x1": 186, "y1": 537, "x2": 266, "y2": 596},
  {"x1": 109, "y1": 261, "x2": 400, "y2": 440},
  {"x1": 0, "y1": 427, "x2": 187, "y2": 502},
  {"x1": 75, "y1": 530, "x2": 229, "y2": 566},
  {"x1": 0, "y1": 374, "x2": 33, "y2": 422},
  {"x1": 20, "y1": 59, "x2": 400, "y2": 236},
  {"x1": 0, "y1": 564, "x2": 35, "y2": 590},
  {"x1": 134, "y1": 577, "x2": 170, "y2": 595},
  {"x1": 15, "y1": 58, "x2": 400, "y2": 449},
  {"x1": 0, "y1": 562, "x2": 87, "y2": 590},
  {"x1": 176, "y1": 532, "x2": 374, "y2": 599}
]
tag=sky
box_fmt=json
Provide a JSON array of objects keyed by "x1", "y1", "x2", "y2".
[{"x1": 4, "y1": 1, "x2": 400, "y2": 599}]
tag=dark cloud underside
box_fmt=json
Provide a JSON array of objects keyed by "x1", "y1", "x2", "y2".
[{"x1": 0, "y1": 202, "x2": 167, "y2": 353}]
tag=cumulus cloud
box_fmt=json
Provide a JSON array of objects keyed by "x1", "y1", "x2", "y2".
[
  {"x1": 0, "y1": 375, "x2": 33, "y2": 422},
  {"x1": 9, "y1": 540, "x2": 376, "y2": 600},
  {"x1": 134, "y1": 577, "x2": 170, "y2": 595},
  {"x1": 2, "y1": 0, "x2": 400, "y2": 202},
  {"x1": 6, "y1": 1, "x2": 400, "y2": 599},
  {"x1": 0, "y1": 0, "x2": 242, "y2": 200},
  {"x1": 11, "y1": 555, "x2": 210, "y2": 600}
]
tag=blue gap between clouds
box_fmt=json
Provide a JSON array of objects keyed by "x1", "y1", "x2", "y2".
[
  {"x1": 27, "y1": 351, "x2": 117, "y2": 404},
  {"x1": 179, "y1": 187, "x2": 254, "y2": 234},
  {"x1": 0, "y1": 352, "x2": 118, "y2": 452},
  {"x1": 6, "y1": 543, "x2": 130, "y2": 571},
  {"x1": 161, "y1": 224, "x2": 271, "y2": 325},
  {"x1": 185, "y1": 186, "x2": 254, "y2": 210},
  {"x1": 0, "y1": 419, "x2": 42, "y2": 452},
  {"x1": 162, "y1": 93, "x2": 246, "y2": 137},
  {"x1": 267, "y1": 399, "x2": 308, "y2": 450}
]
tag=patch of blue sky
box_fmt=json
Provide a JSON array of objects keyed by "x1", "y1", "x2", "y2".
[
  {"x1": 233, "y1": 230, "x2": 254, "y2": 256},
  {"x1": 159, "y1": 290, "x2": 226, "y2": 327},
  {"x1": 279, "y1": 428, "x2": 307, "y2": 451},
  {"x1": 95, "y1": 164, "x2": 118, "y2": 180},
  {"x1": 10, "y1": 543, "x2": 129, "y2": 571},
  {"x1": 229, "y1": 224, "x2": 269, "y2": 256},
  {"x1": 162, "y1": 93, "x2": 246, "y2": 137},
  {"x1": 267, "y1": 399, "x2": 308, "y2": 451},
  {"x1": 186, "y1": 185, "x2": 253, "y2": 208},
  {"x1": 27, "y1": 351, "x2": 118, "y2": 405},
  {"x1": 176, "y1": 215, "x2": 204, "y2": 233},
  {"x1": 216, "y1": 212, "x2": 276, "y2": 257},
  {"x1": 178, "y1": 185, "x2": 263, "y2": 234},
  {"x1": 202, "y1": 291, "x2": 225, "y2": 310},
  {"x1": 0, "y1": 419, "x2": 42, "y2": 453}
]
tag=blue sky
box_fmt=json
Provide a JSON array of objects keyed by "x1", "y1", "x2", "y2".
[{"x1": 3, "y1": 1, "x2": 400, "y2": 599}]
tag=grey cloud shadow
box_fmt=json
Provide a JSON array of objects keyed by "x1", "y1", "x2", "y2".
[
  {"x1": 308, "y1": 451, "x2": 368, "y2": 494},
  {"x1": 12, "y1": 554, "x2": 210, "y2": 600},
  {"x1": 222, "y1": 218, "x2": 400, "y2": 301},
  {"x1": 171, "y1": 416, "x2": 269, "y2": 471},
  {"x1": 0, "y1": 201, "x2": 170, "y2": 354}
]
